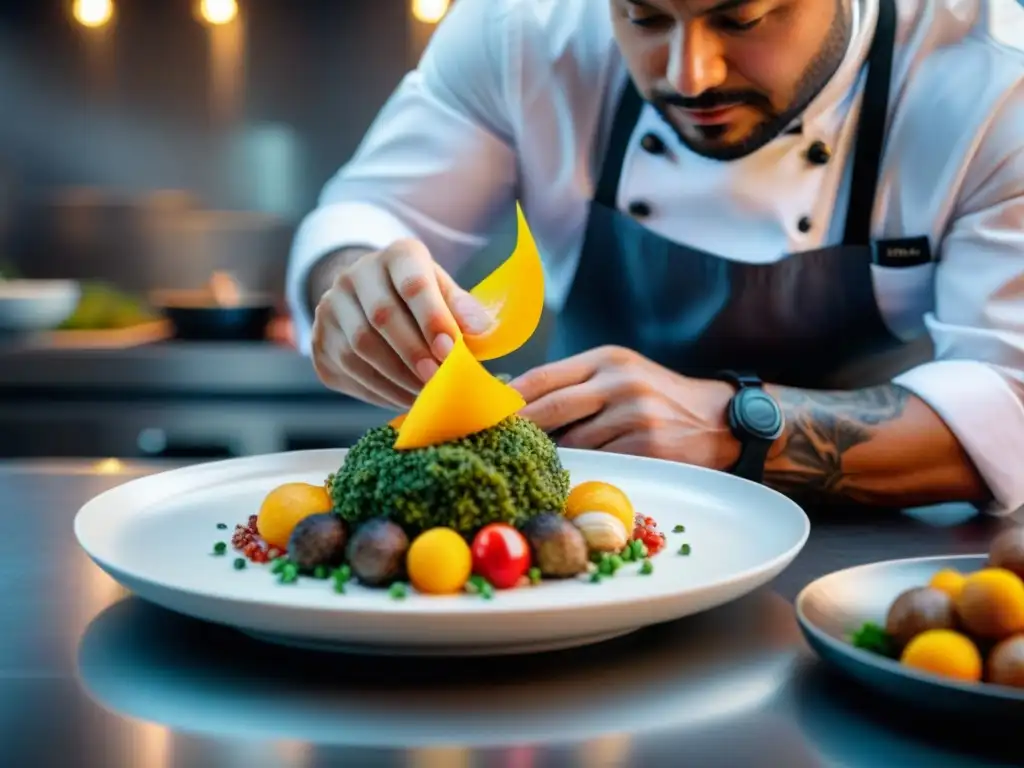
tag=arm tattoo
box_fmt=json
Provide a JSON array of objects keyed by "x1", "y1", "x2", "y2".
[{"x1": 765, "y1": 384, "x2": 911, "y2": 503}]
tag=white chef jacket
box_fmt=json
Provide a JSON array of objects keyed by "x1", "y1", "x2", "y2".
[{"x1": 286, "y1": 0, "x2": 1024, "y2": 514}]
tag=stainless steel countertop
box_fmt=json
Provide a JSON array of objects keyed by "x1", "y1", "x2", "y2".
[{"x1": 2, "y1": 460, "x2": 1023, "y2": 767}]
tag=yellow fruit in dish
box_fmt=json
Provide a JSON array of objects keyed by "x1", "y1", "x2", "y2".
[
  {"x1": 463, "y1": 203, "x2": 546, "y2": 362},
  {"x1": 391, "y1": 335, "x2": 525, "y2": 449},
  {"x1": 928, "y1": 568, "x2": 967, "y2": 601},
  {"x1": 954, "y1": 568, "x2": 1024, "y2": 639},
  {"x1": 564, "y1": 481, "x2": 635, "y2": 536},
  {"x1": 256, "y1": 482, "x2": 333, "y2": 550},
  {"x1": 900, "y1": 629, "x2": 982, "y2": 682},
  {"x1": 406, "y1": 528, "x2": 473, "y2": 595}
]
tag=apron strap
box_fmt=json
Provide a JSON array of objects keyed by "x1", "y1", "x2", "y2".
[
  {"x1": 593, "y1": 78, "x2": 645, "y2": 210},
  {"x1": 841, "y1": 0, "x2": 897, "y2": 246}
]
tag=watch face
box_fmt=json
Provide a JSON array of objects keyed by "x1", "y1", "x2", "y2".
[{"x1": 734, "y1": 388, "x2": 784, "y2": 440}]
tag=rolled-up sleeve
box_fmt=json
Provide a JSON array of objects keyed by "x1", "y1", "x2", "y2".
[
  {"x1": 892, "y1": 85, "x2": 1024, "y2": 515},
  {"x1": 285, "y1": 0, "x2": 519, "y2": 354}
]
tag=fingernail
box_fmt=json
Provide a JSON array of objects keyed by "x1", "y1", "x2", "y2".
[
  {"x1": 453, "y1": 294, "x2": 494, "y2": 335},
  {"x1": 433, "y1": 333, "x2": 454, "y2": 359},
  {"x1": 416, "y1": 358, "x2": 439, "y2": 382}
]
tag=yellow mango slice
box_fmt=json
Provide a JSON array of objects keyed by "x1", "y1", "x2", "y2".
[
  {"x1": 387, "y1": 202, "x2": 543, "y2": 438},
  {"x1": 463, "y1": 203, "x2": 545, "y2": 361},
  {"x1": 393, "y1": 335, "x2": 525, "y2": 450}
]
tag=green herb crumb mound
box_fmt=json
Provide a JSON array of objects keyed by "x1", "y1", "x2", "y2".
[{"x1": 328, "y1": 415, "x2": 570, "y2": 536}]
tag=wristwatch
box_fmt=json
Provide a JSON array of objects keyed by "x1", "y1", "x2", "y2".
[{"x1": 715, "y1": 370, "x2": 784, "y2": 483}]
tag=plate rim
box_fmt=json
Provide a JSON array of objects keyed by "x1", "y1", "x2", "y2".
[
  {"x1": 794, "y1": 552, "x2": 1024, "y2": 701},
  {"x1": 74, "y1": 447, "x2": 811, "y2": 620}
]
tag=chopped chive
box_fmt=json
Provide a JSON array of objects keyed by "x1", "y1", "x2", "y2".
[
  {"x1": 279, "y1": 563, "x2": 299, "y2": 584},
  {"x1": 233, "y1": 557, "x2": 246, "y2": 570},
  {"x1": 640, "y1": 559, "x2": 654, "y2": 575},
  {"x1": 271, "y1": 557, "x2": 289, "y2": 574},
  {"x1": 333, "y1": 580, "x2": 346, "y2": 594},
  {"x1": 313, "y1": 565, "x2": 328, "y2": 579},
  {"x1": 389, "y1": 582, "x2": 408, "y2": 600},
  {"x1": 609, "y1": 554, "x2": 624, "y2": 572},
  {"x1": 216, "y1": 522, "x2": 228, "y2": 530},
  {"x1": 679, "y1": 543, "x2": 691, "y2": 556},
  {"x1": 528, "y1": 567, "x2": 542, "y2": 585},
  {"x1": 213, "y1": 541, "x2": 227, "y2": 555},
  {"x1": 589, "y1": 572, "x2": 602, "y2": 584},
  {"x1": 672, "y1": 524, "x2": 685, "y2": 533}
]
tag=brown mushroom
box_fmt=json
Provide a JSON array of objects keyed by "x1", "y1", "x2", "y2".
[{"x1": 885, "y1": 586, "x2": 957, "y2": 649}]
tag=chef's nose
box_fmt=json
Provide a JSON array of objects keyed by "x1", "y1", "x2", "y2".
[{"x1": 667, "y1": 23, "x2": 727, "y2": 97}]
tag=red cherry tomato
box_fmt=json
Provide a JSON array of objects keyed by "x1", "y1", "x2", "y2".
[{"x1": 471, "y1": 524, "x2": 532, "y2": 589}]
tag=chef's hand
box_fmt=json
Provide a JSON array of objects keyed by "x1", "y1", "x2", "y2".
[
  {"x1": 512, "y1": 346, "x2": 741, "y2": 469},
  {"x1": 311, "y1": 239, "x2": 494, "y2": 408}
]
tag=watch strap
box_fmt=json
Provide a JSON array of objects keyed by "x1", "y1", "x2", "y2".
[{"x1": 715, "y1": 370, "x2": 782, "y2": 484}]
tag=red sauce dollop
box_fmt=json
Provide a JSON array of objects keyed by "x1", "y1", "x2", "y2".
[
  {"x1": 231, "y1": 514, "x2": 284, "y2": 564},
  {"x1": 633, "y1": 513, "x2": 666, "y2": 556}
]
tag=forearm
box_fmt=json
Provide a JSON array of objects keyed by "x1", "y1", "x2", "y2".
[
  {"x1": 303, "y1": 247, "x2": 374, "y2": 317},
  {"x1": 762, "y1": 383, "x2": 990, "y2": 508}
]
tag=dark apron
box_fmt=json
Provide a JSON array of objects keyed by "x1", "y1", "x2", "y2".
[{"x1": 549, "y1": 0, "x2": 902, "y2": 389}]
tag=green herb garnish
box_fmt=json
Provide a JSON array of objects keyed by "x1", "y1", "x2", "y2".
[
  {"x1": 313, "y1": 565, "x2": 329, "y2": 579},
  {"x1": 589, "y1": 572, "x2": 602, "y2": 584},
  {"x1": 639, "y1": 559, "x2": 654, "y2": 575},
  {"x1": 279, "y1": 562, "x2": 299, "y2": 584},
  {"x1": 217, "y1": 523, "x2": 228, "y2": 530},
  {"x1": 271, "y1": 557, "x2": 289, "y2": 574},
  {"x1": 213, "y1": 542, "x2": 227, "y2": 555},
  {"x1": 849, "y1": 621, "x2": 897, "y2": 658},
  {"x1": 673, "y1": 524, "x2": 685, "y2": 533},
  {"x1": 528, "y1": 567, "x2": 542, "y2": 585},
  {"x1": 389, "y1": 582, "x2": 408, "y2": 600},
  {"x1": 679, "y1": 543, "x2": 691, "y2": 556},
  {"x1": 233, "y1": 557, "x2": 246, "y2": 570}
]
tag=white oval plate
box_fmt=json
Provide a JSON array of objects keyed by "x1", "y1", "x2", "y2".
[{"x1": 74, "y1": 448, "x2": 810, "y2": 655}]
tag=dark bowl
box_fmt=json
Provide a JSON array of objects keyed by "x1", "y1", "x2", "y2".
[{"x1": 159, "y1": 304, "x2": 275, "y2": 341}]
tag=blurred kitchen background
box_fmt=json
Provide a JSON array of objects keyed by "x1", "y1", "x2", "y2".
[{"x1": 0, "y1": 0, "x2": 533, "y2": 460}]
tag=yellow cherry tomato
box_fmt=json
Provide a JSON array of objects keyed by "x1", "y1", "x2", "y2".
[
  {"x1": 564, "y1": 481, "x2": 635, "y2": 535},
  {"x1": 406, "y1": 528, "x2": 473, "y2": 595},
  {"x1": 900, "y1": 629, "x2": 982, "y2": 682},
  {"x1": 256, "y1": 482, "x2": 333, "y2": 550},
  {"x1": 928, "y1": 568, "x2": 966, "y2": 601}
]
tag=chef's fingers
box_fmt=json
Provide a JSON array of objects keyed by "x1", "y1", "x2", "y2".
[
  {"x1": 517, "y1": 380, "x2": 605, "y2": 433},
  {"x1": 555, "y1": 404, "x2": 633, "y2": 450},
  {"x1": 322, "y1": 324, "x2": 417, "y2": 409},
  {"x1": 311, "y1": 309, "x2": 394, "y2": 408},
  {"x1": 382, "y1": 240, "x2": 463, "y2": 361},
  {"x1": 345, "y1": 245, "x2": 439, "y2": 383},
  {"x1": 328, "y1": 286, "x2": 425, "y2": 396},
  {"x1": 510, "y1": 354, "x2": 603, "y2": 403},
  {"x1": 433, "y1": 265, "x2": 496, "y2": 338}
]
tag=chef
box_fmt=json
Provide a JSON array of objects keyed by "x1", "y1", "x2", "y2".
[{"x1": 285, "y1": 0, "x2": 1024, "y2": 513}]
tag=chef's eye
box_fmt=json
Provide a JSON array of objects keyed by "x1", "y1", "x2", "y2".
[
  {"x1": 712, "y1": 14, "x2": 765, "y2": 33},
  {"x1": 628, "y1": 11, "x2": 672, "y2": 30}
]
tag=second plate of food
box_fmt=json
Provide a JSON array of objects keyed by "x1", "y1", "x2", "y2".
[
  {"x1": 75, "y1": 432, "x2": 809, "y2": 656},
  {"x1": 796, "y1": 528, "x2": 1024, "y2": 718}
]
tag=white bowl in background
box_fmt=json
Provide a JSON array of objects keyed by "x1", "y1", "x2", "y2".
[{"x1": 0, "y1": 279, "x2": 81, "y2": 331}]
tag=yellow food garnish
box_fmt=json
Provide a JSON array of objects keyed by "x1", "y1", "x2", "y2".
[
  {"x1": 955, "y1": 567, "x2": 1024, "y2": 639},
  {"x1": 900, "y1": 629, "x2": 982, "y2": 682},
  {"x1": 564, "y1": 481, "x2": 635, "y2": 536},
  {"x1": 256, "y1": 482, "x2": 333, "y2": 550},
  {"x1": 391, "y1": 202, "x2": 544, "y2": 448},
  {"x1": 406, "y1": 527, "x2": 473, "y2": 595},
  {"x1": 928, "y1": 568, "x2": 966, "y2": 601}
]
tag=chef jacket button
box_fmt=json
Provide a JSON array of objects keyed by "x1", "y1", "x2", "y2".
[
  {"x1": 797, "y1": 216, "x2": 813, "y2": 233},
  {"x1": 806, "y1": 140, "x2": 832, "y2": 165},
  {"x1": 628, "y1": 200, "x2": 652, "y2": 218},
  {"x1": 640, "y1": 133, "x2": 666, "y2": 155}
]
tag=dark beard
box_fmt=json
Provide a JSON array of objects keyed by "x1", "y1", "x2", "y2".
[{"x1": 652, "y1": 0, "x2": 853, "y2": 162}]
